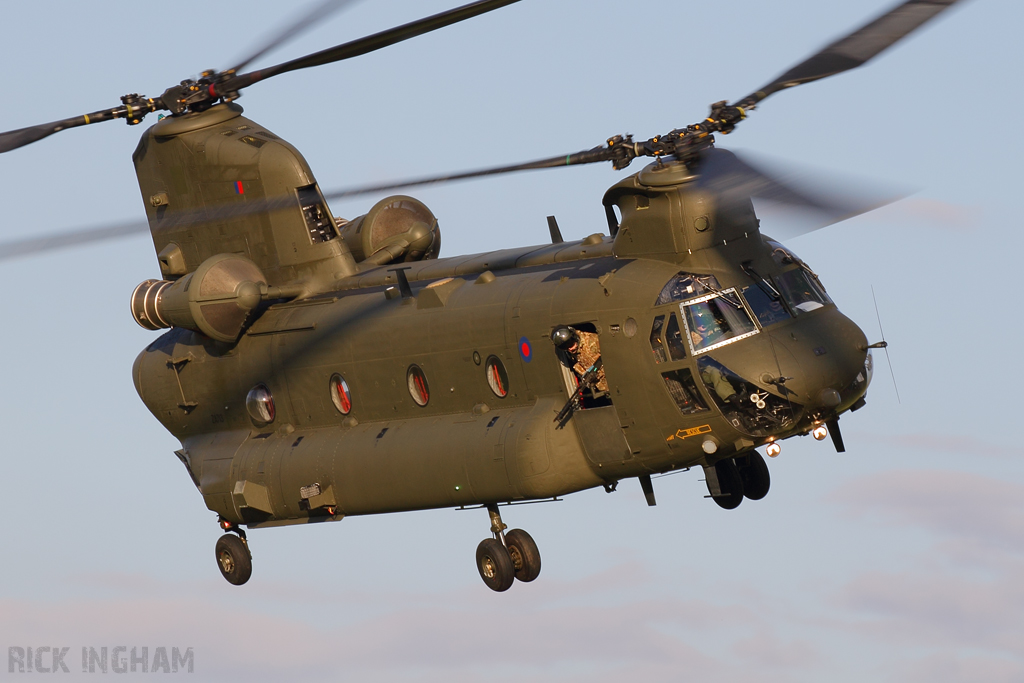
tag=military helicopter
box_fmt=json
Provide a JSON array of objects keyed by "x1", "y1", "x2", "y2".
[{"x1": 0, "y1": 0, "x2": 961, "y2": 591}]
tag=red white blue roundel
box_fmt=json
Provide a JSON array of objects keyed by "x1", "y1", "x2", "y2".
[{"x1": 519, "y1": 336, "x2": 532, "y2": 362}]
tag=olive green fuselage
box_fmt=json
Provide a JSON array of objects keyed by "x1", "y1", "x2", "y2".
[
  {"x1": 133, "y1": 238, "x2": 868, "y2": 528},
  {"x1": 130, "y1": 106, "x2": 870, "y2": 529}
]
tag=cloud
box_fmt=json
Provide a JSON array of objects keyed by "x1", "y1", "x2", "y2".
[
  {"x1": 823, "y1": 469, "x2": 1024, "y2": 668},
  {"x1": 858, "y1": 433, "x2": 1022, "y2": 459},
  {"x1": 8, "y1": 469, "x2": 1024, "y2": 682},
  {"x1": 730, "y1": 630, "x2": 820, "y2": 669},
  {"x1": 0, "y1": 570, "x2": 779, "y2": 683},
  {"x1": 893, "y1": 653, "x2": 1024, "y2": 683},
  {"x1": 836, "y1": 568, "x2": 1024, "y2": 650},
  {"x1": 830, "y1": 469, "x2": 1024, "y2": 551}
]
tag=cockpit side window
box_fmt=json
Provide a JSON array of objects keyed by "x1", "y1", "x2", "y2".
[
  {"x1": 665, "y1": 313, "x2": 688, "y2": 361},
  {"x1": 776, "y1": 268, "x2": 832, "y2": 314},
  {"x1": 649, "y1": 315, "x2": 668, "y2": 364},
  {"x1": 696, "y1": 356, "x2": 798, "y2": 436}
]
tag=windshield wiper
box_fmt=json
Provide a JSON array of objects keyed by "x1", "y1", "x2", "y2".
[
  {"x1": 741, "y1": 262, "x2": 782, "y2": 302},
  {"x1": 695, "y1": 277, "x2": 744, "y2": 310}
]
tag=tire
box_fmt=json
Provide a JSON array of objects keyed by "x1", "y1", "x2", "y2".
[
  {"x1": 476, "y1": 538, "x2": 514, "y2": 592},
  {"x1": 712, "y1": 458, "x2": 744, "y2": 510},
  {"x1": 505, "y1": 529, "x2": 541, "y2": 582},
  {"x1": 215, "y1": 534, "x2": 252, "y2": 586},
  {"x1": 737, "y1": 451, "x2": 770, "y2": 500}
]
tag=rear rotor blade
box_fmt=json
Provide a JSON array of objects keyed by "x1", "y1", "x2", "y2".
[
  {"x1": 0, "y1": 104, "x2": 140, "y2": 154},
  {"x1": 226, "y1": 0, "x2": 521, "y2": 90},
  {"x1": 0, "y1": 220, "x2": 149, "y2": 262},
  {"x1": 0, "y1": 144, "x2": 617, "y2": 261},
  {"x1": 227, "y1": 0, "x2": 359, "y2": 74},
  {"x1": 0, "y1": 1, "x2": 519, "y2": 154},
  {"x1": 738, "y1": 0, "x2": 963, "y2": 107}
]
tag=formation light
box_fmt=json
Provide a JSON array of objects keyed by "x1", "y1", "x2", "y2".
[{"x1": 812, "y1": 424, "x2": 829, "y2": 441}]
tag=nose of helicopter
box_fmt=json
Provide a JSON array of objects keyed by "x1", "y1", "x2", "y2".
[{"x1": 767, "y1": 308, "x2": 870, "y2": 412}]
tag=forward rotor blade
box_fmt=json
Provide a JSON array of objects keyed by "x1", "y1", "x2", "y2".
[
  {"x1": 738, "y1": 0, "x2": 963, "y2": 107},
  {"x1": 321, "y1": 150, "x2": 613, "y2": 202},
  {"x1": 226, "y1": 0, "x2": 521, "y2": 90},
  {"x1": 227, "y1": 0, "x2": 359, "y2": 74},
  {"x1": 695, "y1": 148, "x2": 907, "y2": 238}
]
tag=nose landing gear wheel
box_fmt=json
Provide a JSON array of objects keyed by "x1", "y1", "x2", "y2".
[
  {"x1": 711, "y1": 458, "x2": 745, "y2": 510},
  {"x1": 215, "y1": 534, "x2": 252, "y2": 586},
  {"x1": 737, "y1": 451, "x2": 770, "y2": 500},
  {"x1": 476, "y1": 538, "x2": 514, "y2": 592},
  {"x1": 505, "y1": 528, "x2": 541, "y2": 582}
]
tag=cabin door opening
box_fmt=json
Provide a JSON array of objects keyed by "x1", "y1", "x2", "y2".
[{"x1": 554, "y1": 322, "x2": 613, "y2": 410}]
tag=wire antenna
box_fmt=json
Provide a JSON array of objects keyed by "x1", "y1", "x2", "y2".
[{"x1": 871, "y1": 285, "x2": 901, "y2": 404}]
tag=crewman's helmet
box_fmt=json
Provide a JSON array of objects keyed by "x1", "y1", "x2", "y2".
[{"x1": 551, "y1": 326, "x2": 578, "y2": 350}]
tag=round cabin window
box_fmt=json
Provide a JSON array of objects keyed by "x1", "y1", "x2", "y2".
[
  {"x1": 245, "y1": 384, "x2": 275, "y2": 426},
  {"x1": 329, "y1": 374, "x2": 352, "y2": 415},
  {"x1": 485, "y1": 356, "x2": 509, "y2": 398},
  {"x1": 407, "y1": 365, "x2": 430, "y2": 407}
]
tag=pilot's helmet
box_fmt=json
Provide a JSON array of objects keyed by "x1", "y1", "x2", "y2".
[{"x1": 551, "y1": 326, "x2": 578, "y2": 350}]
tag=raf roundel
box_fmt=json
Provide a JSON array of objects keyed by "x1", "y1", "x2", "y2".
[{"x1": 518, "y1": 337, "x2": 532, "y2": 363}]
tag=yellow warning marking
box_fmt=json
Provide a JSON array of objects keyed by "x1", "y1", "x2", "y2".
[
  {"x1": 666, "y1": 424, "x2": 712, "y2": 441},
  {"x1": 83, "y1": 114, "x2": 90, "y2": 124}
]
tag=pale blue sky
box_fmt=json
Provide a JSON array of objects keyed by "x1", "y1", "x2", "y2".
[{"x1": 1, "y1": 1, "x2": 1021, "y2": 681}]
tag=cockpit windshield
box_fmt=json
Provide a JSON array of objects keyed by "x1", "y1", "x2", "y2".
[
  {"x1": 742, "y1": 285, "x2": 791, "y2": 327},
  {"x1": 680, "y1": 289, "x2": 758, "y2": 354},
  {"x1": 776, "y1": 268, "x2": 832, "y2": 314},
  {"x1": 656, "y1": 273, "x2": 722, "y2": 305},
  {"x1": 765, "y1": 238, "x2": 832, "y2": 315}
]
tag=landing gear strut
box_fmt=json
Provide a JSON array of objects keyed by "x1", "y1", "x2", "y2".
[
  {"x1": 475, "y1": 504, "x2": 541, "y2": 592},
  {"x1": 215, "y1": 519, "x2": 252, "y2": 586}
]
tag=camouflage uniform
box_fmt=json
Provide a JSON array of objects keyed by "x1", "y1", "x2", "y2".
[{"x1": 572, "y1": 331, "x2": 608, "y2": 392}]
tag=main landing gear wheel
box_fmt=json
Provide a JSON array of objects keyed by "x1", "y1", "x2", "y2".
[
  {"x1": 476, "y1": 538, "x2": 514, "y2": 592},
  {"x1": 505, "y1": 528, "x2": 542, "y2": 582},
  {"x1": 475, "y1": 504, "x2": 541, "y2": 592},
  {"x1": 215, "y1": 533, "x2": 252, "y2": 586},
  {"x1": 737, "y1": 451, "x2": 770, "y2": 500},
  {"x1": 711, "y1": 458, "x2": 745, "y2": 510}
]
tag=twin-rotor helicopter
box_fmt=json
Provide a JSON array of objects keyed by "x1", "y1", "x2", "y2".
[{"x1": 0, "y1": 0, "x2": 961, "y2": 590}]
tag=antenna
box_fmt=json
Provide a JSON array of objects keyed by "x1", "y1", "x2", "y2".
[{"x1": 871, "y1": 285, "x2": 901, "y2": 404}]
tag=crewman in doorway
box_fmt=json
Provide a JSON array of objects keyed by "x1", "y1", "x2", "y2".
[{"x1": 551, "y1": 326, "x2": 608, "y2": 392}]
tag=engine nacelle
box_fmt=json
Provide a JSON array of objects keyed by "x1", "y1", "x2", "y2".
[
  {"x1": 338, "y1": 195, "x2": 440, "y2": 265},
  {"x1": 131, "y1": 253, "x2": 265, "y2": 343}
]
